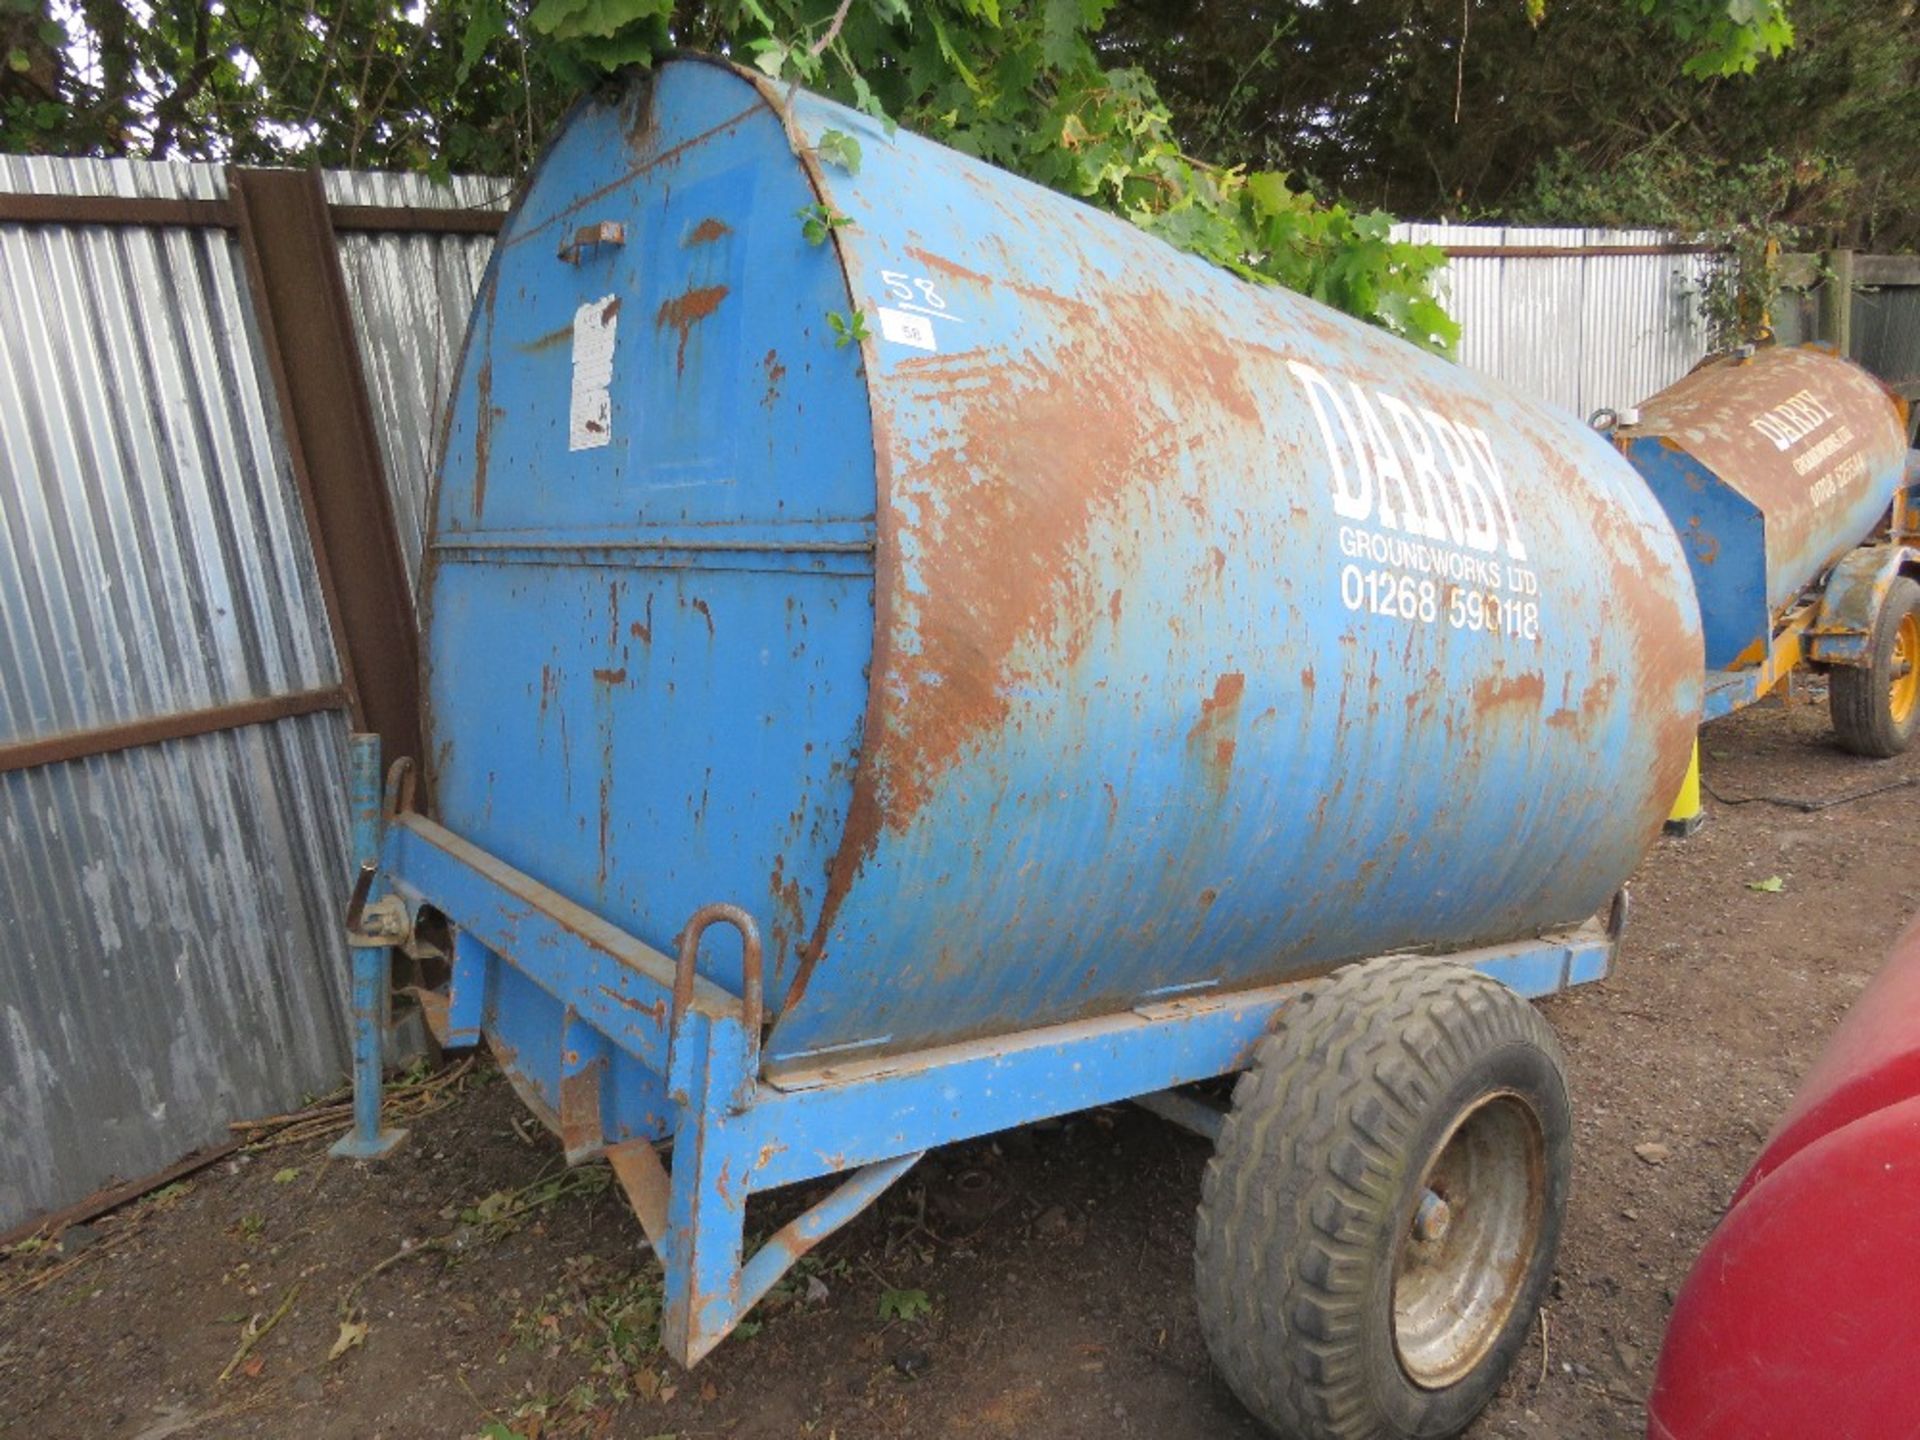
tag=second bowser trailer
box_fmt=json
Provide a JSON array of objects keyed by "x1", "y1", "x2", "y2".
[{"x1": 1603, "y1": 343, "x2": 1918, "y2": 833}]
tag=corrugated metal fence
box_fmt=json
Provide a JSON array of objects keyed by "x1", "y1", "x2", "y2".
[
  {"x1": 1853, "y1": 284, "x2": 1920, "y2": 403},
  {"x1": 1395, "y1": 223, "x2": 1715, "y2": 418},
  {"x1": 1, "y1": 170, "x2": 1723, "y2": 1233},
  {"x1": 326, "y1": 171, "x2": 501, "y2": 597},
  {"x1": 0, "y1": 159, "x2": 502, "y2": 1232}
]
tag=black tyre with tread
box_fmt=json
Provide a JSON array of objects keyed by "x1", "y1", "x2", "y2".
[
  {"x1": 1830, "y1": 574, "x2": 1920, "y2": 758},
  {"x1": 1195, "y1": 959, "x2": 1571, "y2": 1440}
]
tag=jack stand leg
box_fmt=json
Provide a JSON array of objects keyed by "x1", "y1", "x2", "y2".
[
  {"x1": 654, "y1": 1011, "x2": 754, "y2": 1367},
  {"x1": 658, "y1": 1108, "x2": 747, "y2": 1368},
  {"x1": 1664, "y1": 738, "x2": 1705, "y2": 838},
  {"x1": 333, "y1": 732, "x2": 406, "y2": 1160}
]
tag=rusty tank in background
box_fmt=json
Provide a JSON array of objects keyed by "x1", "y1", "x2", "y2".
[
  {"x1": 1614, "y1": 344, "x2": 1920, "y2": 771},
  {"x1": 1619, "y1": 345, "x2": 1908, "y2": 671}
]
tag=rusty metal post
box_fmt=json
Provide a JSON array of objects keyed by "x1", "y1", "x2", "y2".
[
  {"x1": 332, "y1": 732, "x2": 405, "y2": 1159},
  {"x1": 228, "y1": 167, "x2": 422, "y2": 778},
  {"x1": 1824, "y1": 249, "x2": 1856, "y2": 358}
]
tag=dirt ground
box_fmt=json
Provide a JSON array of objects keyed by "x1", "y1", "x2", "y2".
[{"x1": 5, "y1": 689, "x2": 1917, "y2": 1440}]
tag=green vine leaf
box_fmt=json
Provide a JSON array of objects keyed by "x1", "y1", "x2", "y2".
[
  {"x1": 825, "y1": 308, "x2": 871, "y2": 347},
  {"x1": 751, "y1": 38, "x2": 790, "y2": 79},
  {"x1": 815, "y1": 129, "x2": 863, "y2": 175},
  {"x1": 458, "y1": 1, "x2": 512, "y2": 81},
  {"x1": 797, "y1": 203, "x2": 852, "y2": 245},
  {"x1": 877, "y1": 1287, "x2": 933, "y2": 1321}
]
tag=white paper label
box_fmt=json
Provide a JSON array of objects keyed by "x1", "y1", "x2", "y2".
[
  {"x1": 877, "y1": 306, "x2": 937, "y2": 352},
  {"x1": 569, "y1": 295, "x2": 619, "y2": 451}
]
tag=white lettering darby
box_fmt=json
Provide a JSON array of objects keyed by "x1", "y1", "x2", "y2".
[
  {"x1": 1287, "y1": 359, "x2": 1529, "y2": 562},
  {"x1": 1748, "y1": 388, "x2": 1836, "y2": 452}
]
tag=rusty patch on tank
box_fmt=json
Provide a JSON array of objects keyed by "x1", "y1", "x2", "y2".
[
  {"x1": 472, "y1": 359, "x2": 493, "y2": 520},
  {"x1": 597, "y1": 769, "x2": 612, "y2": 892},
  {"x1": 763, "y1": 348, "x2": 787, "y2": 408},
  {"x1": 593, "y1": 666, "x2": 628, "y2": 685},
  {"x1": 518, "y1": 323, "x2": 573, "y2": 353},
  {"x1": 1187, "y1": 672, "x2": 1247, "y2": 795},
  {"x1": 688, "y1": 217, "x2": 731, "y2": 246},
  {"x1": 768, "y1": 853, "x2": 806, "y2": 985},
  {"x1": 619, "y1": 74, "x2": 659, "y2": 149},
  {"x1": 598, "y1": 984, "x2": 665, "y2": 1022},
  {"x1": 1630, "y1": 346, "x2": 1905, "y2": 595},
  {"x1": 627, "y1": 594, "x2": 654, "y2": 646},
  {"x1": 1684, "y1": 516, "x2": 1720, "y2": 566},
  {"x1": 1474, "y1": 672, "x2": 1546, "y2": 711},
  {"x1": 905, "y1": 244, "x2": 1100, "y2": 315},
  {"x1": 762, "y1": 188, "x2": 1714, "y2": 1038},
  {"x1": 656, "y1": 284, "x2": 729, "y2": 376},
  {"x1": 790, "y1": 288, "x2": 1262, "y2": 996},
  {"x1": 1578, "y1": 450, "x2": 1703, "y2": 833}
]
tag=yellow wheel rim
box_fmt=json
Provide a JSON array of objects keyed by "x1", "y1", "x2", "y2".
[{"x1": 1891, "y1": 613, "x2": 1920, "y2": 727}]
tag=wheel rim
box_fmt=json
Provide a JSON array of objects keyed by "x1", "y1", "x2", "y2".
[
  {"x1": 1391, "y1": 1090, "x2": 1547, "y2": 1390},
  {"x1": 1890, "y1": 613, "x2": 1920, "y2": 727}
]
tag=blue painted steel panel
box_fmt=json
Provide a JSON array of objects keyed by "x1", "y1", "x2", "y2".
[
  {"x1": 425, "y1": 64, "x2": 877, "y2": 1010},
  {"x1": 1625, "y1": 439, "x2": 1768, "y2": 669},
  {"x1": 422, "y1": 59, "x2": 1701, "y2": 1082}
]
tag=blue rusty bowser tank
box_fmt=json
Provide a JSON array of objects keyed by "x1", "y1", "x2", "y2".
[{"x1": 338, "y1": 56, "x2": 1701, "y2": 1440}]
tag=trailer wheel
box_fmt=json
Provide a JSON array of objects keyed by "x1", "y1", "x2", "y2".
[
  {"x1": 1195, "y1": 959, "x2": 1570, "y2": 1440},
  {"x1": 1831, "y1": 575, "x2": 1920, "y2": 758}
]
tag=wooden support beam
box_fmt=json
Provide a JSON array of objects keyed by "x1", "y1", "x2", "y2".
[
  {"x1": 1854, "y1": 254, "x2": 1920, "y2": 288},
  {"x1": 1440, "y1": 242, "x2": 1719, "y2": 259},
  {"x1": 0, "y1": 189, "x2": 503, "y2": 237},
  {"x1": 0, "y1": 193, "x2": 237, "y2": 228},
  {"x1": 327, "y1": 203, "x2": 503, "y2": 235}
]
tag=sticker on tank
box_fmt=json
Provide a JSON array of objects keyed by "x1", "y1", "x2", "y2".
[
  {"x1": 872, "y1": 265, "x2": 966, "y2": 352},
  {"x1": 568, "y1": 294, "x2": 620, "y2": 452}
]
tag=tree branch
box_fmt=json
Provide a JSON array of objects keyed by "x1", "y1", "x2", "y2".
[
  {"x1": 809, "y1": 0, "x2": 857, "y2": 60},
  {"x1": 148, "y1": 0, "x2": 220, "y2": 157}
]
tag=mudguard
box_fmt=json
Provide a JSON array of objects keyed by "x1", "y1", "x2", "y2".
[{"x1": 1807, "y1": 543, "x2": 1918, "y2": 666}]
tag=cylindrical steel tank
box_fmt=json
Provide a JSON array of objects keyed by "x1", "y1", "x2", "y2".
[
  {"x1": 1620, "y1": 346, "x2": 1907, "y2": 669},
  {"x1": 422, "y1": 58, "x2": 1702, "y2": 1073}
]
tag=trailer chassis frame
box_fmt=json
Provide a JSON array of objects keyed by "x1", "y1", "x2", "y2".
[{"x1": 339, "y1": 739, "x2": 1623, "y2": 1368}]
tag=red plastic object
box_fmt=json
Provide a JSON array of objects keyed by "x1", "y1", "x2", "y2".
[{"x1": 1647, "y1": 916, "x2": 1920, "y2": 1440}]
